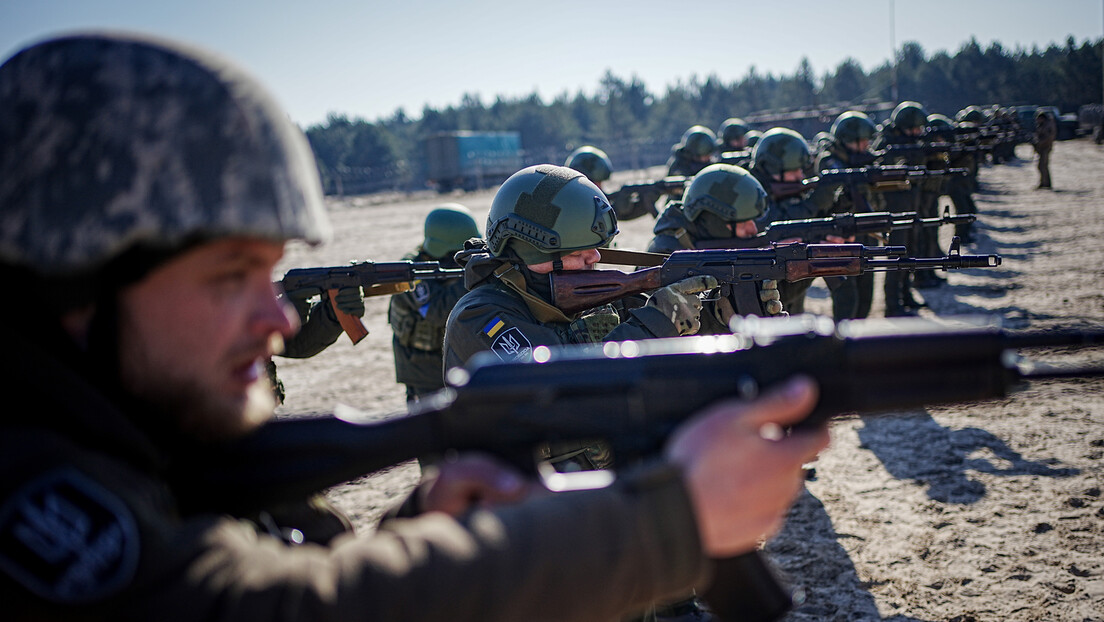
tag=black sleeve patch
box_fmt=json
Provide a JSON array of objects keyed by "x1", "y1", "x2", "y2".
[{"x1": 0, "y1": 467, "x2": 139, "y2": 603}]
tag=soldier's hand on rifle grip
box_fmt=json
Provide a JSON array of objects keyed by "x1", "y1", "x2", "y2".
[
  {"x1": 328, "y1": 286, "x2": 366, "y2": 318},
  {"x1": 759, "y1": 280, "x2": 784, "y2": 316},
  {"x1": 647, "y1": 275, "x2": 719, "y2": 336}
]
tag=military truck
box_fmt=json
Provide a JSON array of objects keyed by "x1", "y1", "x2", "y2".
[{"x1": 423, "y1": 131, "x2": 523, "y2": 192}]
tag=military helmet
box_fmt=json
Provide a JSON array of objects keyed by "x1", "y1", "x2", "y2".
[
  {"x1": 485, "y1": 165, "x2": 618, "y2": 265},
  {"x1": 890, "y1": 101, "x2": 929, "y2": 131},
  {"x1": 954, "y1": 107, "x2": 979, "y2": 124},
  {"x1": 751, "y1": 128, "x2": 811, "y2": 178},
  {"x1": 0, "y1": 32, "x2": 330, "y2": 278},
  {"x1": 744, "y1": 130, "x2": 764, "y2": 149},
  {"x1": 830, "y1": 111, "x2": 877, "y2": 145},
  {"x1": 718, "y1": 117, "x2": 750, "y2": 147},
  {"x1": 680, "y1": 125, "x2": 718, "y2": 157},
  {"x1": 423, "y1": 204, "x2": 480, "y2": 259},
  {"x1": 927, "y1": 113, "x2": 955, "y2": 130},
  {"x1": 682, "y1": 164, "x2": 766, "y2": 225},
  {"x1": 564, "y1": 146, "x2": 613, "y2": 184}
]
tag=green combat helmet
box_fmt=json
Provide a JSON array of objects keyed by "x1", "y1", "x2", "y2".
[
  {"x1": 680, "y1": 125, "x2": 718, "y2": 158},
  {"x1": 751, "y1": 128, "x2": 812, "y2": 178},
  {"x1": 0, "y1": 32, "x2": 329, "y2": 284},
  {"x1": 744, "y1": 130, "x2": 764, "y2": 149},
  {"x1": 423, "y1": 204, "x2": 481, "y2": 259},
  {"x1": 927, "y1": 113, "x2": 955, "y2": 131},
  {"x1": 831, "y1": 111, "x2": 877, "y2": 145},
  {"x1": 890, "y1": 101, "x2": 929, "y2": 132},
  {"x1": 682, "y1": 164, "x2": 767, "y2": 238},
  {"x1": 485, "y1": 165, "x2": 618, "y2": 265},
  {"x1": 718, "y1": 117, "x2": 750, "y2": 148},
  {"x1": 955, "y1": 106, "x2": 986, "y2": 125},
  {"x1": 564, "y1": 146, "x2": 613, "y2": 184}
]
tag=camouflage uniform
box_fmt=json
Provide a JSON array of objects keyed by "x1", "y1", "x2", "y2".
[
  {"x1": 388, "y1": 248, "x2": 468, "y2": 401},
  {"x1": 872, "y1": 123, "x2": 925, "y2": 315},
  {"x1": 1034, "y1": 111, "x2": 1057, "y2": 189}
]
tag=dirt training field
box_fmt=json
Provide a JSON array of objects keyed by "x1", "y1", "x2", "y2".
[{"x1": 274, "y1": 139, "x2": 1104, "y2": 621}]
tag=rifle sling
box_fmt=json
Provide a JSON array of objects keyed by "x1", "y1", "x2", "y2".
[
  {"x1": 597, "y1": 247, "x2": 670, "y2": 267},
  {"x1": 492, "y1": 264, "x2": 574, "y2": 324}
]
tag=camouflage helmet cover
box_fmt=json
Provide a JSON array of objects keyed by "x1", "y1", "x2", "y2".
[
  {"x1": 682, "y1": 163, "x2": 766, "y2": 224},
  {"x1": 830, "y1": 111, "x2": 877, "y2": 145},
  {"x1": 0, "y1": 32, "x2": 330, "y2": 276},
  {"x1": 564, "y1": 146, "x2": 613, "y2": 184},
  {"x1": 485, "y1": 165, "x2": 618, "y2": 265},
  {"x1": 680, "y1": 125, "x2": 718, "y2": 157},
  {"x1": 751, "y1": 127, "x2": 811, "y2": 177},
  {"x1": 890, "y1": 101, "x2": 929, "y2": 131},
  {"x1": 423, "y1": 203, "x2": 480, "y2": 259}
]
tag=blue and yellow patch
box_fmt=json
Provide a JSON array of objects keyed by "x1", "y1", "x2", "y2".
[{"x1": 482, "y1": 317, "x2": 506, "y2": 338}]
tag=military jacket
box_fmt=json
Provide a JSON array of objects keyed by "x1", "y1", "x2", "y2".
[
  {"x1": 388, "y1": 249, "x2": 468, "y2": 391},
  {"x1": 0, "y1": 324, "x2": 709, "y2": 621}
]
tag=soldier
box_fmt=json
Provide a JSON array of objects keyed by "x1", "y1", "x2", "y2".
[
  {"x1": 667, "y1": 125, "x2": 718, "y2": 177},
  {"x1": 1033, "y1": 108, "x2": 1057, "y2": 189},
  {"x1": 872, "y1": 102, "x2": 928, "y2": 316},
  {"x1": 564, "y1": 145, "x2": 613, "y2": 189},
  {"x1": 813, "y1": 111, "x2": 881, "y2": 320},
  {"x1": 748, "y1": 127, "x2": 841, "y2": 314},
  {"x1": 0, "y1": 32, "x2": 828, "y2": 621},
  {"x1": 388, "y1": 204, "x2": 479, "y2": 403},
  {"x1": 929, "y1": 113, "x2": 980, "y2": 243},
  {"x1": 443, "y1": 164, "x2": 717, "y2": 374},
  {"x1": 647, "y1": 163, "x2": 782, "y2": 327}
]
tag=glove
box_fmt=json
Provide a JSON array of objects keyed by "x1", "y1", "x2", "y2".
[
  {"x1": 759, "y1": 279, "x2": 784, "y2": 316},
  {"x1": 647, "y1": 275, "x2": 718, "y2": 336},
  {"x1": 282, "y1": 287, "x2": 316, "y2": 323},
  {"x1": 327, "y1": 286, "x2": 365, "y2": 318}
]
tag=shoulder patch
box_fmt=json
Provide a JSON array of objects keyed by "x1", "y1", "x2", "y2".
[
  {"x1": 0, "y1": 468, "x2": 139, "y2": 603},
  {"x1": 489, "y1": 326, "x2": 533, "y2": 362}
]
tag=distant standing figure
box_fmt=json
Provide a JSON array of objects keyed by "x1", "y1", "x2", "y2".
[{"x1": 1033, "y1": 108, "x2": 1057, "y2": 189}]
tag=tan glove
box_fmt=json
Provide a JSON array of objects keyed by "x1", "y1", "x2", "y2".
[
  {"x1": 647, "y1": 275, "x2": 719, "y2": 335},
  {"x1": 760, "y1": 279, "x2": 784, "y2": 316}
]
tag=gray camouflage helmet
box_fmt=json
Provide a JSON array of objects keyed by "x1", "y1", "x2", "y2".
[
  {"x1": 564, "y1": 146, "x2": 613, "y2": 184},
  {"x1": 0, "y1": 32, "x2": 330, "y2": 277},
  {"x1": 751, "y1": 128, "x2": 811, "y2": 178},
  {"x1": 485, "y1": 165, "x2": 618, "y2": 265},
  {"x1": 682, "y1": 163, "x2": 766, "y2": 224},
  {"x1": 423, "y1": 203, "x2": 480, "y2": 259}
]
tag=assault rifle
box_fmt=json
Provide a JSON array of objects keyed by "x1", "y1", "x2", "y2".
[
  {"x1": 718, "y1": 149, "x2": 752, "y2": 166},
  {"x1": 770, "y1": 165, "x2": 970, "y2": 200},
  {"x1": 695, "y1": 207, "x2": 976, "y2": 249},
  {"x1": 551, "y1": 241, "x2": 1000, "y2": 316},
  {"x1": 879, "y1": 141, "x2": 992, "y2": 158},
  {"x1": 606, "y1": 176, "x2": 688, "y2": 220},
  {"x1": 173, "y1": 315, "x2": 1104, "y2": 622},
  {"x1": 280, "y1": 260, "x2": 463, "y2": 344}
]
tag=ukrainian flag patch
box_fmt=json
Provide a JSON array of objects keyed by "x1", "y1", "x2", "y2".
[{"x1": 483, "y1": 317, "x2": 506, "y2": 338}]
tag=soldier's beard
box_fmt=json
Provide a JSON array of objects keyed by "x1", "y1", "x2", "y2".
[{"x1": 116, "y1": 335, "x2": 276, "y2": 443}]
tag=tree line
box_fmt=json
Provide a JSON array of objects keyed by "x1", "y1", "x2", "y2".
[{"x1": 305, "y1": 36, "x2": 1103, "y2": 195}]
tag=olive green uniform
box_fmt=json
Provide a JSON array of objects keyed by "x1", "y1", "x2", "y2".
[
  {"x1": 388, "y1": 249, "x2": 468, "y2": 400},
  {"x1": 872, "y1": 125, "x2": 925, "y2": 314},
  {"x1": 1, "y1": 325, "x2": 710, "y2": 622}
]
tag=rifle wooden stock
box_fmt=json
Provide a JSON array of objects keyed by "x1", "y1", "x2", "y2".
[{"x1": 553, "y1": 267, "x2": 664, "y2": 315}]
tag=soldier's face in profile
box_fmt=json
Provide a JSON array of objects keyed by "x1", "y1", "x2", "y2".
[
  {"x1": 115, "y1": 237, "x2": 298, "y2": 440},
  {"x1": 527, "y1": 248, "x2": 602, "y2": 273}
]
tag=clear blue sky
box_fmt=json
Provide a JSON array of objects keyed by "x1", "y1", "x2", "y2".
[{"x1": 3, "y1": 0, "x2": 1101, "y2": 128}]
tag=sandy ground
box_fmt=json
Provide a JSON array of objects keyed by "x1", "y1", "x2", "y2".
[{"x1": 273, "y1": 140, "x2": 1104, "y2": 621}]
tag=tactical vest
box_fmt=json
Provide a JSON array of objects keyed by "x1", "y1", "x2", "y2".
[{"x1": 389, "y1": 282, "x2": 447, "y2": 352}]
